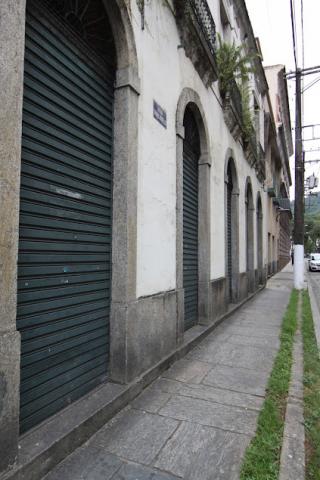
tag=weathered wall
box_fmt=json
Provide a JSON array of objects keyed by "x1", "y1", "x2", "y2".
[{"x1": 131, "y1": 0, "x2": 267, "y2": 298}]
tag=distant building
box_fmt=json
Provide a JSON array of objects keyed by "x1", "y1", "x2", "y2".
[{"x1": 265, "y1": 65, "x2": 293, "y2": 272}]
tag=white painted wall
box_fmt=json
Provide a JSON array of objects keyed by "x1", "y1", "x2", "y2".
[{"x1": 130, "y1": 0, "x2": 269, "y2": 297}]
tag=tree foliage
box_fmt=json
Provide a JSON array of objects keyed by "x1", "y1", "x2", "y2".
[{"x1": 305, "y1": 212, "x2": 320, "y2": 252}]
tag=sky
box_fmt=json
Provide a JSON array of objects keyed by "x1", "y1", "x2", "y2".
[{"x1": 245, "y1": 0, "x2": 320, "y2": 198}]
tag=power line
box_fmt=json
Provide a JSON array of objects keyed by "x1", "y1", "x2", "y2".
[
  {"x1": 301, "y1": 0, "x2": 305, "y2": 69},
  {"x1": 302, "y1": 75, "x2": 320, "y2": 93},
  {"x1": 301, "y1": 0, "x2": 305, "y2": 129},
  {"x1": 285, "y1": 66, "x2": 320, "y2": 79},
  {"x1": 290, "y1": 0, "x2": 298, "y2": 69},
  {"x1": 302, "y1": 123, "x2": 320, "y2": 129},
  {"x1": 296, "y1": 65, "x2": 320, "y2": 73}
]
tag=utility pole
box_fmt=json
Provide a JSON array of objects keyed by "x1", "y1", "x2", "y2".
[{"x1": 293, "y1": 68, "x2": 305, "y2": 289}]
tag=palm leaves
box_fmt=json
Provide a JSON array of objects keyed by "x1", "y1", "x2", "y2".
[
  {"x1": 216, "y1": 33, "x2": 255, "y2": 97},
  {"x1": 216, "y1": 34, "x2": 258, "y2": 141}
]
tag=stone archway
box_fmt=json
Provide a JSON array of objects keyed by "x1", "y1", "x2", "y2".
[
  {"x1": 224, "y1": 151, "x2": 240, "y2": 303},
  {"x1": 176, "y1": 88, "x2": 211, "y2": 340},
  {"x1": 16, "y1": 0, "x2": 140, "y2": 429},
  {"x1": 0, "y1": 0, "x2": 140, "y2": 468}
]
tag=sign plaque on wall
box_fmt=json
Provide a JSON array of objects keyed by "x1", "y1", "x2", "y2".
[{"x1": 153, "y1": 100, "x2": 167, "y2": 129}]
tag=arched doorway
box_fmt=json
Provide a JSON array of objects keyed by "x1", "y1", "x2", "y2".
[
  {"x1": 225, "y1": 155, "x2": 239, "y2": 303},
  {"x1": 245, "y1": 180, "x2": 254, "y2": 292},
  {"x1": 17, "y1": 0, "x2": 117, "y2": 432},
  {"x1": 183, "y1": 107, "x2": 200, "y2": 330},
  {"x1": 256, "y1": 194, "x2": 263, "y2": 284},
  {"x1": 176, "y1": 89, "x2": 211, "y2": 336}
]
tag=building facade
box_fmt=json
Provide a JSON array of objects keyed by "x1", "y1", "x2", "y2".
[
  {"x1": 265, "y1": 65, "x2": 293, "y2": 273},
  {"x1": 0, "y1": 0, "x2": 292, "y2": 476}
]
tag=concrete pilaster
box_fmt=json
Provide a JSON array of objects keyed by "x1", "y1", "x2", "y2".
[
  {"x1": 0, "y1": 0, "x2": 26, "y2": 475},
  {"x1": 110, "y1": 73, "x2": 140, "y2": 384}
]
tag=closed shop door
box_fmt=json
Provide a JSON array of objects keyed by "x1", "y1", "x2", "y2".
[
  {"x1": 17, "y1": 1, "x2": 114, "y2": 432},
  {"x1": 183, "y1": 109, "x2": 199, "y2": 331},
  {"x1": 227, "y1": 170, "x2": 233, "y2": 301}
]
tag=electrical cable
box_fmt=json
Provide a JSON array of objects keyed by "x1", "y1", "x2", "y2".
[
  {"x1": 286, "y1": 68, "x2": 320, "y2": 79},
  {"x1": 290, "y1": 0, "x2": 298, "y2": 69},
  {"x1": 301, "y1": 0, "x2": 305, "y2": 132},
  {"x1": 301, "y1": 0, "x2": 305, "y2": 70},
  {"x1": 302, "y1": 75, "x2": 320, "y2": 93}
]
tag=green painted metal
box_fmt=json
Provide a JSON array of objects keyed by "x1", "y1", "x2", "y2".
[
  {"x1": 227, "y1": 165, "x2": 233, "y2": 301},
  {"x1": 17, "y1": 0, "x2": 114, "y2": 432},
  {"x1": 183, "y1": 110, "x2": 199, "y2": 331}
]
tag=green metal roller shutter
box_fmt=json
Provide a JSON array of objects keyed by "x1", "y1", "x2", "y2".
[
  {"x1": 183, "y1": 141, "x2": 199, "y2": 331},
  {"x1": 227, "y1": 172, "x2": 233, "y2": 302},
  {"x1": 17, "y1": 2, "x2": 114, "y2": 432}
]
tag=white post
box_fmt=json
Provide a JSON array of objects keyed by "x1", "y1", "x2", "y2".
[{"x1": 294, "y1": 244, "x2": 304, "y2": 289}]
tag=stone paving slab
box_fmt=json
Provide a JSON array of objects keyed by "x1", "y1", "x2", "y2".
[
  {"x1": 150, "y1": 379, "x2": 264, "y2": 411},
  {"x1": 113, "y1": 463, "x2": 180, "y2": 480},
  {"x1": 203, "y1": 364, "x2": 269, "y2": 396},
  {"x1": 154, "y1": 421, "x2": 251, "y2": 480},
  {"x1": 149, "y1": 379, "x2": 263, "y2": 411},
  {"x1": 131, "y1": 386, "x2": 171, "y2": 414},
  {"x1": 226, "y1": 333, "x2": 280, "y2": 349},
  {"x1": 189, "y1": 341, "x2": 277, "y2": 371},
  {"x1": 226, "y1": 325, "x2": 282, "y2": 338},
  {"x1": 158, "y1": 394, "x2": 258, "y2": 435},
  {"x1": 186, "y1": 343, "x2": 219, "y2": 364},
  {"x1": 153, "y1": 378, "x2": 183, "y2": 394},
  {"x1": 234, "y1": 319, "x2": 282, "y2": 328},
  {"x1": 89, "y1": 408, "x2": 179, "y2": 465},
  {"x1": 43, "y1": 447, "x2": 123, "y2": 480},
  {"x1": 163, "y1": 358, "x2": 212, "y2": 384},
  {"x1": 210, "y1": 343, "x2": 276, "y2": 372},
  {"x1": 178, "y1": 383, "x2": 264, "y2": 410}
]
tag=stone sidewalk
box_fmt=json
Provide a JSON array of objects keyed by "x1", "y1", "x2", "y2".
[{"x1": 43, "y1": 268, "x2": 293, "y2": 480}]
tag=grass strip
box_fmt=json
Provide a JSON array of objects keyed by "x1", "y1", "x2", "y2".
[
  {"x1": 302, "y1": 290, "x2": 320, "y2": 480},
  {"x1": 240, "y1": 289, "x2": 299, "y2": 480}
]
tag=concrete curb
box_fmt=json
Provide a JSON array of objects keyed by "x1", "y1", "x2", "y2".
[
  {"x1": 306, "y1": 274, "x2": 320, "y2": 349},
  {"x1": 2, "y1": 285, "x2": 266, "y2": 480},
  {"x1": 279, "y1": 291, "x2": 305, "y2": 480}
]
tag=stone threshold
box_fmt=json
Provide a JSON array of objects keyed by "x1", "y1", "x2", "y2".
[{"x1": 2, "y1": 285, "x2": 265, "y2": 480}]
